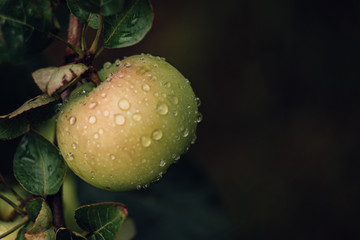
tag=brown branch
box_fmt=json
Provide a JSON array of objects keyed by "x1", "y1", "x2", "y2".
[
  {"x1": 65, "y1": 14, "x2": 84, "y2": 64},
  {"x1": 48, "y1": 187, "x2": 65, "y2": 228}
]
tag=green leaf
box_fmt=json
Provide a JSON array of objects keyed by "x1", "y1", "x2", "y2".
[
  {"x1": 23, "y1": 198, "x2": 56, "y2": 239},
  {"x1": 56, "y1": 228, "x2": 86, "y2": 240},
  {"x1": 67, "y1": 0, "x2": 100, "y2": 29},
  {"x1": 75, "y1": 202, "x2": 128, "y2": 240},
  {"x1": 26, "y1": 198, "x2": 44, "y2": 222},
  {"x1": 32, "y1": 64, "x2": 88, "y2": 96},
  {"x1": 0, "y1": 94, "x2": 56, "y2": 119},
  {"x1": 104, "y1": 0, "x2": 153, "y2": 48},
  {"x1": 16, "y1": 223, "x2": 32, "y2": 240},
  {"x1": 13, "y1": 131, "x2": 66, "y2": 196},
  {"x1": 69, "y1": 0, "x2": 125, "y2": 16},
  {"x1": 0, "y1": 114, "x2": 29, "y2": 140},
  {"x1": 0, "y1": 0, "x2": 59, "y2": 63}
]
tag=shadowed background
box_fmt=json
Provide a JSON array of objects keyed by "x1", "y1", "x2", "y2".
[{"x1": 1, "y1": 0, "x2": 360, "y2": 239}]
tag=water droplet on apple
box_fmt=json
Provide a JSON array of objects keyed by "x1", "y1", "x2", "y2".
[
  {"x1": 156, "y1": 103, "x2": 168, "y2": 115},
  {"x1": 89, "y1": 102, "x2": 97, "y2": 109},
  {"x1": 132, "y1": 113, "x2": 142, "y2": 122},
  {"x1": 182, "y1": 128, "x2": 189, "y2": 137},
  {"x1": 69, "y1": 116, "x2": 76, "y2": 125},
  {"x1": 118, "y1": 98, "x2": 130, "y2": 110},
  {"x1": 72, "y1": 143, "x2": 77, "y2": 149},
  {"x1": 195, "y1": 97, "x2": 201, "y2": 107},
  {"x1": 141, "y1": 136, "x2": 151, "y2": 147},
  {"x1": 152, "y1": 129, "x2": 163, "y2": 140},
  {"x1": 168, "y1": 95, "x2": 178, "y2": 105},
  {"x1": 88, "y1": 116, "x2": 97, "y2": 124},
  {"x1": 142, "y1": 84, "x2": 150, "y2": 91},
  {"x1": 115, "y1": 114, "x2": 126, "y2": 125},
  {"x1": 159, "y1": 159, "x2": 166, "y2": 167}
]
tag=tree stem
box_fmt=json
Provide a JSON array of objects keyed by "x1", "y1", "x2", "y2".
[
  {"x1": 65, "y1": 14, "x2": 85, "y2": 63},
  {"x1": 48, "y1": 187, "x2": 65, "y2": 228}
]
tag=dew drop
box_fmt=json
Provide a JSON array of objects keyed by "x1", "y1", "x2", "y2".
[
  {"x1": 104, "y1": 62, "x2": 111, "y2": 69},
  {"x1": 101, "y1": 92, "x2": 107, "y2": 98},
  {"x1": 125, "y1": 62, "x2": 131, "y2": 68},
  {"x1": 141, "y1": 158, "x2": 147, "y2": 163},
  {"x1": 141, "y1": 136, "x2": 152, "y2": 147},
  {"x1": 115, "y1": 114, "x2": 126, "y2": 125},
  {"x1": 88, "y1": 116, "x2": 97, "y2": 124},
  {"x1": 110, "y1": 154, "x2": 116, "y2": 160},
  {"x1": 152, "y1": 129, "x2": 163, "y2": 140},
  {"x1": 196, "y1": 112, "x2": 203, "y2": 123},
  {"x1": 136, "y1": 185, "x2": 142, "y2": 190},
  {"x1": 118, "y1": 98, "x2": 130, "y2": 110},
  {"x1": 89, "y1": 102, "x2": 97, "y2": 109},
  {"x1": 67, "y1": 152, "x2": 74, "y2": 161},
  {"x1": 48, "y1": 165, "x2": 53, "y2": 172},
  {"x1": 142, "y1": 84, "x2": 150, "y2": 92},
  {"x1": 195, "y1": 97, "x2": 201, "y2": 107},
  {"x1": 182, "y1": 128, "x2": 189, "y2": 137},
  {"x1": 72, "y1": 143, "x2": 77, "y2": 149},
  {"x1": 172, "y1": 110, "x2": 178, "y2": 116},
  {"x1": 103, "y1": 110, "x2": 110, "y2": 117},
  {"x1": 156, "y1": 103, "x2": 169, "y2": 115},
  {"x1": 159, "y1": 159, "x2": 166, "y2": 167},
  {"x1": 168, "y1": 95, "x2": 178, "y2": 105},
  {"x1": 99, "y1": 129, "x2": 104, "y2": 134},
  {"x1": 132, "y1": 113, "x2": 142, "y2": 122},
  {"x1": 115, "y1": 59, "x2": 121, "y2": 66},
  {"x1": 69, "y1": 116, "x2": 76, "y2": 125},
  {"x1": 164, "y1": 82, "x2": 171, "y2": 88},
  {"x1": 94, "y1": 133, "x2": 99, "y2": 139}
]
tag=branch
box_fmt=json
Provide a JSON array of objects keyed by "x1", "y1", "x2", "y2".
[{"x1": 65, "y1": 14, "x2": 85, "y2": 63}]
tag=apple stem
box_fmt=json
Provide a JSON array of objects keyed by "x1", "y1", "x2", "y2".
[{"x1": 0, "y1": 216, "x2": 29, "y2": 239}]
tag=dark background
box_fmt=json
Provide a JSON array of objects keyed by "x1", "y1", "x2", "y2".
[{"x1": 2, "y1": 0, "x2": 360, "y2": 239}]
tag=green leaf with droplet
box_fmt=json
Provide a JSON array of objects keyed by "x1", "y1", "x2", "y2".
[
  {"x1": 75, "y1": 202, "x2": 128, "y2": 240},
  {"x1": 0, "y1": 114, "x2": 29, "y2": 140},
  {"x1": 13, "y1": 131, "x2": 66, "y2": 196},
  {"x1": 0, "y1": 0, "x2": 59, "y2": 63},
  {"x1": 56, "y1": 228, "x2": 86, "y2": 240},
  {"x1": 104, "y1": 0, "x2": 153, "y2": 48},
  {"x1": 67, "y1": 0, "x2": 125, "y2": 16}
]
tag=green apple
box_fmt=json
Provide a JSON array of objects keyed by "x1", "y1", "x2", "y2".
[{"x1": 57, "y1": 54, "x2": 200, "y2": 191}]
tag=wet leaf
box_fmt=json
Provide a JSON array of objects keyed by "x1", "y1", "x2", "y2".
[
  {"x1": 104, "y1": 0, "x2": 153, "y2": 48},
  {"x1": 0, "y1": 114, "x2": 29, "y2": 140},
  {"x1": 67, "y1": 0, "x2": 100, "y2": 29},
  {"x1": 0, "y1": 0, "x2": 59, "y2": 63},
  {"x1": 75, "y1": 202, "x2": 128, "y2": 240},
  {"x1": 13, "y1": 131, "x2": 66, "y2": 196}
]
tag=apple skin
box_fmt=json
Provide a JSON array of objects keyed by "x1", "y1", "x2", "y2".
[{"x1": 57, "y1": 54, "x2": 200, "y2": 191}]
